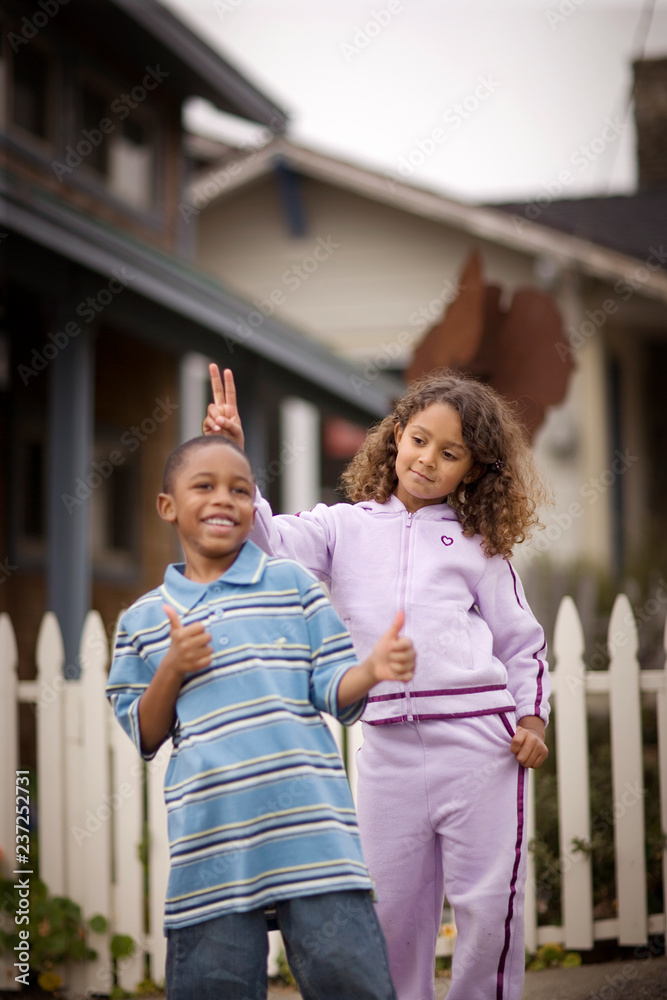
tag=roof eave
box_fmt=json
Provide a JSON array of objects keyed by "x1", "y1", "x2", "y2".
[{"x1": 107, "y1": 0, "x2": 288, "y2": 130}]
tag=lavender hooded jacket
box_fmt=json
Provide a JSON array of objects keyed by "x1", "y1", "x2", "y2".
[{"x1": 251, "y1": 492, "x2": 550, "y2": 727}]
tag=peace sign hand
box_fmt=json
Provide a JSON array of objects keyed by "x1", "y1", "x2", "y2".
[{"x1": 202, "y1": 364, "x2": 245, "y2": 448}]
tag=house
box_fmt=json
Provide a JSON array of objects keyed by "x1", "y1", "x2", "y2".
[
  {"x1": 493, "y1": 57, "x2": 667, "y2": 584},
  {"x1": 0, "y1": 0, "x2": 402, "y2": 724},
  {"x1": 185, "y1": 87, "x2": 667, "y2": 587}
]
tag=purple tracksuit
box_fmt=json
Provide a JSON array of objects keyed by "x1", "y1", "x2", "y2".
[{"x1": 251, "y1": 492, "x2": 550, "y2": 1000}]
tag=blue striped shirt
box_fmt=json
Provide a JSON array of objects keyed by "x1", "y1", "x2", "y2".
[{"x1": 106, "y1": 540, "x2": 373, "y2": 930}]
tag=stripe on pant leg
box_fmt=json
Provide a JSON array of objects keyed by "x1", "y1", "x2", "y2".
[{"x1": 496, "y1": 764, "x2": 525, "y2": 1000}]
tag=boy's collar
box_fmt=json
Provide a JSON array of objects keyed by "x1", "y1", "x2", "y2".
[{"x1": 161, "y1": 539, "x2": 268, "y2": 611}]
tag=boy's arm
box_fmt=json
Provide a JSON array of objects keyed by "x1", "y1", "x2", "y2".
[
  {"x1": 337, "y1": 611, "x2": 414, "y2": 709},
  {"x1": 138, "y1": 606, "x2": 213, "y2": 756}
]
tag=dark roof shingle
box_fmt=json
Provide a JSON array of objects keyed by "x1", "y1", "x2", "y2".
[{"x1": 492, "y1": 192, "x2": 667, "y2": 268}]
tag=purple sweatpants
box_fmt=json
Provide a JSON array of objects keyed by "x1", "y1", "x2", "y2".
[{"x1": 356, "y1": 715, "x2": 528, "y2": 1000}]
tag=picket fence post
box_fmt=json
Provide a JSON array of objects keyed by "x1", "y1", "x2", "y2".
[
  {"x1": 553, "y1": 596, "x2": 594, "y2": 949},
  {"x1": 146, "y1": 742, "x2": 170, "y2": 987},
  {"x1": 659, "y1": 614, "x2": 667, "y2": 928},
  {"x1": 109, "y1": 712, "x2": 145, "y2": 992},
  {"x1": 0, "y1": 614, "x2": 19, "y2": 992},
  {"x1": 524, "y1": 771, "x2": 537, "y2": 955},
  {"x1": 608, "y1": 595, "x2": 647, "y2": 945},
  {"x1": 0, "y1": 614, "x2": 19, "y2": 875},
  {"x1": 35, "y1": 612, "x2": 66, "y2": 896},
  {"x1": 63, "y1": 612, "x2": 112, "y2": 995}
]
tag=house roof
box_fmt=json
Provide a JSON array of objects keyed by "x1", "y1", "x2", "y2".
[
  {"x1": 55, "y1": 0, "x2": 288, "y2": 130},
  {"x1": 492, "y1": 192, "x2": 667, "y2": 270},
  {"x1": 0, "y1": 168, "x2": 401, "y2": 418},
  {"x1": 188, "y1": 137, "x2": 667, "y2": 303}
]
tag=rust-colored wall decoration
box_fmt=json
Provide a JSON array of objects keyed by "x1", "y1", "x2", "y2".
[{"x1": 405, "y1": 250, "x2": 574, "y2": 438}]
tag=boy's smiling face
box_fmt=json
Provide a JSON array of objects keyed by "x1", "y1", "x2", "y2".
[{"x1": 157, "y1": 442, "x2": 255, "y2": 581}]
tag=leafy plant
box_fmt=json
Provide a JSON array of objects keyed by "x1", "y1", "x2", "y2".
[
  {"x1": 527, "y1": 942, "x2": 582, "y2": 971},
  {"x1": 0, "y1": 878, "x2": 138, "y2": 996},
  {"x1": 273, "y1": 948, "x2": 296, "y2": 986},
  {"x1": 0, "y1": 878, "x2": 102, "y2": 992}
]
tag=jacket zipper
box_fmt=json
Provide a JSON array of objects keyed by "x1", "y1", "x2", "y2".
[{"x1": 400, "y1": 511, "x2": 415, "y2": 721}]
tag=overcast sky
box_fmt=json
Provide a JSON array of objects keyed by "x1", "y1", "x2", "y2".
[{"x1": 160, "y1": 0, "x2": 667, "y2": 203}]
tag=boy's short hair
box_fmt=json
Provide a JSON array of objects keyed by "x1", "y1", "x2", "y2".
[{"x1": 162, "y1": 436, "x2": 253, "y2": 494}]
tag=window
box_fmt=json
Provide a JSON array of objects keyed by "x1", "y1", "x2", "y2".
[
  {"x1": 78, "y1": 75, "x2": 157, "y2": 211},
  {"x1": 12, "y1": 46, "x2": 51, "y2": 140},
  {"x1": 90, "y1": 436, "x2": 140, "y2": 575},
  {"x1": 2, "y1": 36, "x2": 56, "y2": 149},
  {"x1": 13, "y1": 426, "x2": 140, "y2": 575}
]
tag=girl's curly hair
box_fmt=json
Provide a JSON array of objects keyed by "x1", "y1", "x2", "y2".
[{"x1": 340, "y1": 369, "x2": 552, "y2": 559}]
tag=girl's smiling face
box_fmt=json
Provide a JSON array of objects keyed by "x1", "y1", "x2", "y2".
[{"x1": 393, "y1": 402, "x2": 479, "y2": 512}]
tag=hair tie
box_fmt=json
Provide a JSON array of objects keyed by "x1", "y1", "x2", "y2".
[{"x1": 490, "y1": 459, "x2": 504, "y2": 473}]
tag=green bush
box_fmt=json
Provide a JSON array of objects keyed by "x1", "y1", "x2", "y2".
[{"x1": 0, "y1": 878, "x2": 103, "y2": 992}]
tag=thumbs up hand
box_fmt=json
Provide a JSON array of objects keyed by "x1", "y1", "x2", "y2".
[
  {"x1": 370, "y1": 610, "x2": 415, "y2": 684},
  {"x1": 162, "y1": 604, "x2": 213, "y2": 676},
  {"x1": 335, "y1": 611, "x2": 415, "y2": 710}
]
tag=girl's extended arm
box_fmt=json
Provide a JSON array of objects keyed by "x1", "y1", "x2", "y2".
[
  {"x1": 138, "y1": 606, "x2": 213, "y2": 756},
  {"x1": 337, "y1": 611, "x2": 414, "y2": 708},
  {"x1": 204, "y1": 364, "x2": 335, "y2": 580}
]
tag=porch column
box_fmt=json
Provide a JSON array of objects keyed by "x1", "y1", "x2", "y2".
[
  {"x1": 279, "y1": 397, "x2": 320, "y2": 514},
  {"x1": 179, "y1": 352, "x2": 210, "y2": 442},
  {"x1": 47, "y1": 307, "x2": 94, "y2": 675}
]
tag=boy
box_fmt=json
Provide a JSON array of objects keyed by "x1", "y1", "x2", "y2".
[{"x1": 106, "y1": 435, "x2": 414, "y2": 1000}]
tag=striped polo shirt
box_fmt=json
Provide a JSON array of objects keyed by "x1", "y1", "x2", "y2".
[{"x1": 106, "y1": 540, "x2": 373, "y2": 931}]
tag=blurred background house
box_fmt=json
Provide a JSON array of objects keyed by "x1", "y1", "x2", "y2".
[{"x1": 0, "y1": 0, "x2": 402, "y2": 727}]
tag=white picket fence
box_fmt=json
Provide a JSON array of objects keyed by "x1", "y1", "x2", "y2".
[{"x1": 0, "y1": 593, "x2": 665, "y2": 993}]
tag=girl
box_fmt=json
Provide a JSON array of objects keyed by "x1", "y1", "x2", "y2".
[{"x1": 204, "y1": 365, "x2": 551, "y2": 1000}]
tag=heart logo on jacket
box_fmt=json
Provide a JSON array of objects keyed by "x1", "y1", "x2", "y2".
[{"x1": 441, "y1": 535, "x2": 453, "y2": 546}]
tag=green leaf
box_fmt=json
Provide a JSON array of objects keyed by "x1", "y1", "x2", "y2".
[
  {"x1": 110, "y1": 933, "x2": 136, "y2": 959},
  {"x1": 88, "y1": 914, "x2": 108, "y2": 934}
]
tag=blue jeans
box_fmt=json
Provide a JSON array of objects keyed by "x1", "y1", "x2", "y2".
[{"x1": 166, "y1": 889, "x2": 397, "y2": 1000}]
